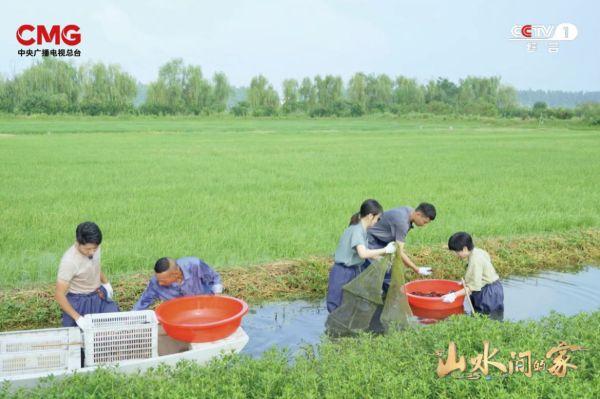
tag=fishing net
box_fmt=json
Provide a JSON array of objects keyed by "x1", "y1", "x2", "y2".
[
  {"x1": 325, "y1": 251, "x2": 415, "y2": 336},
  {"x1": 380, "y1": 253, "x2": 414, "y2": 331}
]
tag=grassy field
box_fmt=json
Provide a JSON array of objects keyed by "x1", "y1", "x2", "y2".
[
  {"x1": 0, "y1": 115, "x2": 599, "y2": 287},
  {"x1": 4, "y1": 311, "x2": 599, "y2": 398}
]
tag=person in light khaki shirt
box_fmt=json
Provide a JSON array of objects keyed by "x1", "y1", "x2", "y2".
[
  {"x1": 442, "y1": 232, "x2": 504, "y2": 320},
  {"x1": 55, "y1": 222, "x2": 119, "y2": 328},
  {"x1": 463, "y1": 247, "x2": 499, "y2": 292},
  {"x1": 57, "y1": 244, "x2": 102, "y2": 294}
]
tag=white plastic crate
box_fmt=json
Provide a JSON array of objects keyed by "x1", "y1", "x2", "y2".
[
  {"x1": 82, "y1": 310, "x2": 158, "y2": 367},
  {"x1": 0, "y1": 328, "x2": 81, "y2": 377}
]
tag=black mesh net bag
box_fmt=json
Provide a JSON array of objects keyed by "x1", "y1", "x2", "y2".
[
  {"x1": 380, "y1": 252, "x2": 414, "y2": 331},
  {"x1": 325, "y1": 251, "x2": 415, "y2": 337}
]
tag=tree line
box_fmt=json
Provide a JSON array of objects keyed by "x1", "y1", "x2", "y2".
[
  {"x1": 0, "y1": 58, "x2": 136, "y2": 115},
  {"x1": 0, "y1": 58, "x2": 598, "y2": 124},
  {"x1": 236, "y1": 74, "x2": 520, "y2": 118},
  {"x1": 519, "y1": 89, "x2": 600, "y2": 108}
]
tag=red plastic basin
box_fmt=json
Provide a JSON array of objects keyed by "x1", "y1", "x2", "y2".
[
  {"x1": 404, "y1": 279, "x2": 464, "y2": 310},
  {"x1": 155, "y1": 295, "x2": 248, "y2": 343}
]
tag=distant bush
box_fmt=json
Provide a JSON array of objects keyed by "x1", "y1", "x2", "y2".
[
  {"x1": 531, "y1": 101, "x2": 548, "y2": 118},
  {"x1": 546, "y1": 107, "x2": 575, "y2": 120},
  {"x1": 230, "y1": 101, "x2": 250, "y2": 117},
  {"x1": 576, "y1": 102, "x2": 600, "y2": 125}
]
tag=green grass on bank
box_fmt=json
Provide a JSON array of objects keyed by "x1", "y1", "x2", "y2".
[
  {"x1": 3, "y1": 311, "x2": 599, "y2": 398},
  {"x1": 0, "y1": 116, "x2": 599, "y2": 287},
  {"x1": 1, "y1": 229, "x2": 598, "y2": 332}
]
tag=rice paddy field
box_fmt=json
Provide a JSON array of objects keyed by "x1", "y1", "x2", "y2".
[{"x1": 1, "y1": 115, "x2": 599, "y2": 288}]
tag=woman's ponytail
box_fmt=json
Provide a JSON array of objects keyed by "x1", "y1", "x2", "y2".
[{"x1": 348, "y1": 199, "x2": 383, "y2": 226}]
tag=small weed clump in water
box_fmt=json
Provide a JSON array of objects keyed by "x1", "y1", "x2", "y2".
[{"x1": 2, "y1": 311, "x2": 599, "y2": 398}]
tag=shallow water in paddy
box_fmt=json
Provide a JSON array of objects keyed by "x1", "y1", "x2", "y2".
[{"x1": 240, "y1": 266, "x2": 600, "y2": 357}]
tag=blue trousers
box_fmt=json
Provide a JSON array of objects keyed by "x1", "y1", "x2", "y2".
[
  {"x1": 61, "y1": 285, "x2": 120, "y2": 327},
  {"x1": 366, "y1": 235, "x2": 393, "y2": 292},
  {"x1": 326, "y1": 262, "x2": 365, "y2": 313},
  {"x1": 471, "y1": 280, "x2": 504, "y2": 320}
]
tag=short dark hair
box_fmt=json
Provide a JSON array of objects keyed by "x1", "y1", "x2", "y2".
[
  {"x1": 75, "y1": 222, "x2": 102, "y2": 245},
  {"x1": 448, "y1": 232, "x2": 474, "y2": 251},
  {"x1": 416, "y1": 203, "x2": 436, "y2": 221},
  {"x1": 154, "y1": 257, "x2": 172, "y2": 273}
]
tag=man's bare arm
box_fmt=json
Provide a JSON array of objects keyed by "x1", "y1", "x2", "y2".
[
  {"x1": 55, "y1": 280, "x2": 80, "y2": 321},
  {"x1": 397, "y1": 241, "x2": 419, "y2": 273}
]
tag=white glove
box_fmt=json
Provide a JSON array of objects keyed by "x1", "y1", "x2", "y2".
[
  {"x1": 212, "y1": 284, "x2": 223, "y2": 294},
  {"x1": 102, "y1": 283, "x2": 113, "y2": 300},
  {"x1": 418, "y1": 267, "x2": 432, "y2": 276},
  {"x1": 384, "y1": 242, "x2": 396, "y2": 254},
  {"x1": 441, "y1": 292, "x2": 457, "y2": 303},
  {"x1": 75, "y1": 316, "x2": 93, "y2": 330}
]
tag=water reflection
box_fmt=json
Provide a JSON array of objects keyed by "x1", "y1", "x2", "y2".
[{"x1": 241, "y1": 266, "x2": 600, "y2": 357}]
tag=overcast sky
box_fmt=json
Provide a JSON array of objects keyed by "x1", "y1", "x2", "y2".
[{"x1": 2, "y1": 0, "x2": 599, "y2": 91}]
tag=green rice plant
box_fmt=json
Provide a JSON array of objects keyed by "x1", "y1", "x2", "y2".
[
  {"x1": 3, "y1": 311, "x2": 599, "y2": 398},
  {"x1": 0, "y1": 115, "x2": 599, "y2": 287}
]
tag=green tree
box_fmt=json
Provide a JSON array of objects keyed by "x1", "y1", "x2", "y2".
[
  {"x1": 211, "y1": 72, "x2": 231, "y2": 113},
  {"x1": 575, "y1": 102, "x2": 600, "y2": 125},
  {"x1": 425, "y1": 77, "x2": 459, "y2": 113},
  {"x1": 366, "y1": 74, "x2": 393, "y2": 112},
  {"x1": 347, "y1": 73, "x2": 367, "y2": 115},
  {"x1": 392, "y1": 76, "x2": 425, "y2": 113},
  {"x1": 313, "y1": 75, "x2": 344, "y2": 116},
  {"x1": 144, "y1": 59, "x2": 186, "y2": 114},
  {"x1": 298, "y1": 77, "x2": 316, "y2": 113},
  {"x1": 532, "y1": 101, "x2": 548, "y2": 116},
  {"x1": 143, "y1": 59, "x2": 222, "y2": 115},
  {"x1": 79, "y1": 62, "x2": 137, "y2": 115},
  {"x1": 247, "y1": 75, "x2": 280, "y2": 116},
  {"x1": 231, "y1": 101, "x2": 250, "y2": 116},
  {"x1": 0, "y1": 74, "x2": 14, "y2": 112},
  {"x1": 182, "y1": 65, "x2": 211, "y2": 115},
  {"x1": 282, "y1": 79, "x2": 299, "y2": 114},
  {"x1": 457, "y1": 76, "x2": 501, "y2": 116},
  {"x1": 12, "y1": 58, "x2": 79, "y2": 114},
  {"x1": 496, "y1": 85, "x2": 519, "y2": 116}
]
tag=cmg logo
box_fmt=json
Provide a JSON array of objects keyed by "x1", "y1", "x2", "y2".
[{"x1": 16, "y1": 25, "x2": 81, "y2": 46}]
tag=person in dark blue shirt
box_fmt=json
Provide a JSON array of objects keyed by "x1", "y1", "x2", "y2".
[{"x1": 133, "y1": 256, "x2": 223, "y2": 310}]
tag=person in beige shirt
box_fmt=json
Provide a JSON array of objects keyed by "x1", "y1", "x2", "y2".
[
  {"x1": 55, "y1": 222, "x2": 119, "y2": 328},
  {"x1": 441, "y1": 232, "x2": 504, "y2": 320}
]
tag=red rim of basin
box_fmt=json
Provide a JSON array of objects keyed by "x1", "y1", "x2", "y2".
[
  {"x1": 404, "y1": 279, "x2": 464, "y2": 309},
  {"x1": 155, "y1": 295, "x2": 249, "y2": 329}
]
